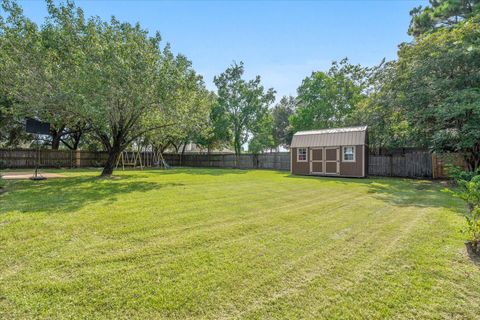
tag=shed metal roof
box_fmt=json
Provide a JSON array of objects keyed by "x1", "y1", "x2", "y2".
[{"x1": 290, "y1": 126, "x2": 367, "y2": 148}]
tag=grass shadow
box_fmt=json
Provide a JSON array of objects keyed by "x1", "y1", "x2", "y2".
[
  {"x1": 286, "y1": 174, "x2": 464, "y2": 213},
  {"x1": 0, "y1": 175, "x2": 183, "y2": 214},
  {"x1": 365, "y1": 178, "x2": 464, "y2": 214}
]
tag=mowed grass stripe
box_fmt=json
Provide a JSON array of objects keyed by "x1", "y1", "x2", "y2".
[{"x1": 0, "y1": 169, "x2": 478, "y2": 320}]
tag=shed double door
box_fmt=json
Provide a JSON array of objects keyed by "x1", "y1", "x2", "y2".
[{"x1": 310, "y1": 147, "x2": 340, "y2": 175}]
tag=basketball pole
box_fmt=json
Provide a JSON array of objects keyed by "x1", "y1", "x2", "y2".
[
  {"x1": 30, "y1": 133, "x2": 46, "y2": 181},
  {"x1": 34, "y1": 133, "x2": 39, "y2": 179}
]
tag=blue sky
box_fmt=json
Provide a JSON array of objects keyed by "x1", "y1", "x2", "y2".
[{"x1": 16, "y1": 0, "x2": 427, "y2": 99}]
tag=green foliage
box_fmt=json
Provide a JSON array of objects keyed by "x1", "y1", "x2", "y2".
[
  {"x1": 290, "y1": 59, "x2": 367, "y2": 133},
  {"x1": 143, "y1": 45, "x2": 214, "y2": 154},
  {"x1": 193, "y1": 94, "x2": 233, "y2": 153},
  {"x1": 271, "y1": 96, "x2": 295, "y2": 148},
  {"x1": 0, "y1": 0, "x2": 211, "y2": 174},
  {"x1": 448, "y1": 168, "x2": 480, "y2": 242},
  {"x1": 0, "y1": 95, "x2": 29, "y2": 147},
  {"x1": 350, "y1": 61, "x2": 417, "y2": 150},
  {"x1": 397, "y1": 14, "x2": 480, "y2": 170},
  {"x1": 248, "y1": 112, "x2": 275, "y2": 154},
  {"x1": 409, "y1": 0, "x2": 480, "y2": 37},
  {"x1": 0, "y1": 0, "x2": 88, "y2": 149},
  {"x1": 213, "y1": 62, "x2": 275, "y2": 156}
]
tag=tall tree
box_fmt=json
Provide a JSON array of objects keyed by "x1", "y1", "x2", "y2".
[
  {"x1": 409, "y1": 0, "x2": 480, "y2": 37},
  {"x1": 193, "y1": 95, "x2": 232, "y2": 154},
  {"x1": 248, "y1": 111, "x2": 275, "y2": 154},
  {"x1": 398, "y1": 13, "x2": 480, "y2": 170},
  {"x1": 0, "y1": 0, "x2": 87, "y2": 149},
  {"x1": 145, "y1": 46, "x2": 214, "y2": 158},
  {"x1": 213, "y1": 62, "x2": 275, "y2": 160},
  {"x1": 78, "y1": 15, "x2": 169, "y2": 176},
  {"x1": 0, "y1": 95, "x2": 29, "y2": 147},
  {"x1": 290, "y1": 59, "x2": 367, "y2": 133},
  {"x1": 271, "y1": 96, "x2": 295, "y2": 148},
  {"x1": 350, "y1": 61, "x2": 415, "y2": 150}
]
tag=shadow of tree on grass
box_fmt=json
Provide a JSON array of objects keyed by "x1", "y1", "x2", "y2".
[
  {"x1": 365, "y1": 179, "x2": 464, "y2": 214},
  {"x1": 286, "y1": 174, "x2": 464, "y2": 213},
  {"x1": 1, "y1": 175, "x2": 183, "y2": 214}
]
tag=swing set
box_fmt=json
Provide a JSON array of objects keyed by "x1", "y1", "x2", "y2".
[{"x1": 115, "y1": 146, "x2": 170, "y2": 171}]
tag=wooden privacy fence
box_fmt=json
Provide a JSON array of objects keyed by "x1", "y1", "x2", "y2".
[
  {"x1": 0, "y1": 148, "x2": 464, "y2": 178},
  {"x1": 0, "y1": 149, "x2": 108, "y2": 168},
  {"x1": 163, "y1": 153, "x2": 291, "y2": 170},
  {"x1": 368, "y1": 151, "x2": 433, "y2": 178}
]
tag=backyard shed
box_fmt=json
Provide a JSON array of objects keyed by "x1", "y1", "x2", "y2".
[{"x1": 290, "y1": 126, "x2": 368, "y2": 177}]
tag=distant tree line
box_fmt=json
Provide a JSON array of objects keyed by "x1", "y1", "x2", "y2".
[{"x1": 1, "y1": 0, "x2": 479, "y2": 174}]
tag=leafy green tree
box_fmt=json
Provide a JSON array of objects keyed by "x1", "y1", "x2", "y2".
[
  {"x1": 0, "y1": 0, "x2": 87, "y2": 149},
  {"x1": 271, "y1": 96, "x2": 295, "y2": 148},
  {"x1": 213, "y1": 62, "x2": 275, "y2": 161},
  {"x1": 397, "y1": 14, "x2": 480, "y2": 170},
  {"x1": 350, "y1": 61, "x2": 416, "y2": 150},
  {"x1": 193, "y1": 96, "x2": 232, "y2": 154},
  {"x1": 290, "y1": 59, "x2": 367, "y2": 133},
  {"x1": 409, "y1": 0, "x2": 480, "y2": 37},
  {"x1": 78, "y1": 15, "x2": 171, "y2": 176},
  {"x1": 0, "y1": 95, "x2": 29, "y2": 147},
  {"x1": 144, "y1": 46, "x2": 213, "y2": 158},
  {"x1": 248, "y1": 111, "x2": 275, "y2": 154}
]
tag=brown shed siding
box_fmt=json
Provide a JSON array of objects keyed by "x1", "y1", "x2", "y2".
[
  {"x1": 291, "y1": 145, "x2": 366, "y2": 177},
  {"x1": 291, "y1": 148, "x2": 310, "y2": 175},
  {"x1": 290, "y1": 126, "x2": 367, "y2": 178},
  {"x1": 339, "y1": 145, "x2": 364, "y2": 177},
  {"x1": 325, "y1": 148, "x2": 337, "y2": 161},
  {"x1": 311, "y1": 149, "x2": 322, "y2": 160},
  {"x1": 312, "y1": 162, "x2": 323, "y2": 172}
]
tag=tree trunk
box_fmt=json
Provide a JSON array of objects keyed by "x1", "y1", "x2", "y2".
[
  {"x1": 464, "y1": 152, "x2": 480, "y2": 172},
  {"x1": 101, "y1": 146, "x2": 122, "y2": 177},
  {"x1": 51, "y1": 132, "x2": 62, "y2": 150},
  {"x1": 71, "y1": 131, "x2": 83, "y2": 150},
  {"x1": 234, "y1": 131, "x2": 241, "y2": 168},
  {"x1": 50, "y1": 126, "x2": 65, "y2": 150},
  {"x1": 180, "y1": 140, "x2": 188, "y2": 166}
]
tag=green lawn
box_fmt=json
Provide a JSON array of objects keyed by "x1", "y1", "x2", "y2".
[{"x1": 0, "y1": 168, "x2": 479, "y2": 319}]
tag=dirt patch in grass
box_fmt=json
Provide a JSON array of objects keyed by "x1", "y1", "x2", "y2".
[{"x1": 1, "y1": 172, "x2": 66, "y2": 180}]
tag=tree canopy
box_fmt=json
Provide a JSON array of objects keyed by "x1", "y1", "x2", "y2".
[
  {"x1": 290, "y1": 59, "x2": 367, "y2": 133},
  {"x1": 409, "y1": 0, "x2": 480, "y2": 37},
  {"x1": 213, "y1": 62, "x2": 275, "y2": 157},
  {"x1": 398, "y1": 14, "x2": 480, "y2": 169},
  {"x1": 0, "y1": 0, "x2": 213, "y2": 176}
]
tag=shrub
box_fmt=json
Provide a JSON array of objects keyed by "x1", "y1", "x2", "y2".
[{"x1": 447, "y1": 167, "x2": 480, "y2": 247}]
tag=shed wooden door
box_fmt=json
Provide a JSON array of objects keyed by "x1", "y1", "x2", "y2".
[
  {"x1": 325, "y1": 147, "x2": 340, "y2": 175},
  {"x1": 310, "y1": 148, "x2": 323, "y2": 174}
]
